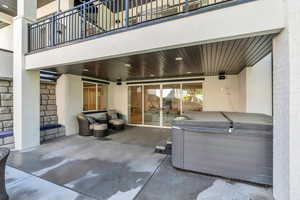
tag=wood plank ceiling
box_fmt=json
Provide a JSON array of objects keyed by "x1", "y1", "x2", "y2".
[{"x1": 49, "y1": 34, "x2": 274, "y2": 82}]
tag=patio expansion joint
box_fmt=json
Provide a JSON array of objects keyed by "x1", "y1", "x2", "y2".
[{"x1": 133, "y1": 155, "x2": 169, "y2": 200}]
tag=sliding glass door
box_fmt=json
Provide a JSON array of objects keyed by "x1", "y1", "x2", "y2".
[
  {"x1": 144, "y1": 85, "x2": 161, "y2": 126},
  {"x1": 162, "y1": 84, "x2": 181, "y2": 126},
  {"x1": 128, "y1": 82, "x2": 203, "y2": 127},
  {"x1": 128, "y1": 86, "x2": 143, "y2": 124},
  {"x1": 182, "y1": 83, "x2": 204, "y2": 115}
]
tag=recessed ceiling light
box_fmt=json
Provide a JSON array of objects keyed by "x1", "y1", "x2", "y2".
[
  {"x1": 83, "y1": 68, "x2": 89, "y2": 72},
  {"x1": 187, "y1": 72, "x2": 192, "y2": 74},
  {"x1": 175, "y1": 57, "x2": 183, "y2": 61},
  {"x1": 124, "y1": 64, "x2": 131, "y2": 67},
  {"x1": 1, "y1": 4, "x2": 8, "y2": 9}
]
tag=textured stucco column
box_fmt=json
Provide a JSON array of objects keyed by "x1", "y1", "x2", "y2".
[
  {"x1": 56, "y1": 74, "x2": 83, "y2": 136},
  {"x1": 272, "y1": 1, "x2": 300, "y2": 200},
  {"x1": 13, "y1": 0, "x2": 40, "y2": 150},
  {"x1": 60, "y1": 0, "x2": 74, "y2": 11}
]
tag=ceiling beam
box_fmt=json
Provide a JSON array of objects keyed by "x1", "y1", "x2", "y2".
[{"x1": 0, "y1": 12, "x2": 12, "y2": 24}]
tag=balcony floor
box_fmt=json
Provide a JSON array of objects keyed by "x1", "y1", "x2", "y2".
[{"x1": 6, "y1": 127, "x2": 273, "y2": 200}]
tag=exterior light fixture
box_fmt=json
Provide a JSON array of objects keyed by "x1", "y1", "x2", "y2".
[
  {"x1": 150, "y1": 74, "x2": 155, "y2": 77},
  {"x1": 175, "y1": 57, "x2": 183, "y2": 61},
  {"x1": 83, "y1": 68, "x2": 89, "y2": 72},
  {"x1": 187, "y1": 72, "x2": 192, "y2": 74},
  {"x1": 124, "y1": 64, "x2": 131, "y2": 67}
]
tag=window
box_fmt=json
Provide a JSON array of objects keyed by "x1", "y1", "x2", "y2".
[{"x1": 83, "y1": 82, "x2": 108, "y2": 111}]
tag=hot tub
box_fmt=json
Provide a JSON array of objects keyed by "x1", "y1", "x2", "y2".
[{"x1": 172, "y1": 112, "x2": 273, "y2": 185}]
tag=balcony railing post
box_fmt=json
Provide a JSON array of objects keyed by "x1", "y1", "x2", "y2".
[
  {"x1": 51, "y1": 15, "x2": 56, "y2": 47},
  {"x1": 125, "y1": 0, "x2": 129, "y2": 27},
  {"x1": 184, "y1": 0, "x2": 188, "y2": 12},
  {"x1": 82, "y1": 3, "x2": 87, "y2": 38},
  {"x1": 27, "y1": 24, "x2": 31, "y2": 52}
]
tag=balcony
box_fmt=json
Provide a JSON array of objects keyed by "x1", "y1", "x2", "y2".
[
  {"x1": 28, "y1": 0, "x2": 249, "y2": 52},
  {"x1": 25, "y1": 0, "x2": 284, "y2": 70}
]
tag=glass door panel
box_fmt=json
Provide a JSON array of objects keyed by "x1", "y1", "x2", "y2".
[
  {"x1": 162, "y1": 84, "x2": 181, "y2": 126},
  {"x1": 83, "y1": 82, "x2": 97, "y2": 111},
  {"x1": 182, "y1": 83, "x2": 204, "y2": 116},
  {"x1": 144, "y1": 85, "x2": 161, "y2": 126},
  {"x1": 128, "y1": 86, "x2": 143, "y2": 124}
]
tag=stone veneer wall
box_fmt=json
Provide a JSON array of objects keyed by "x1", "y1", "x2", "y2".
[
  {"x1": 0, "y1": 80, "x2": 13, "y2": 132},
  {"x1": 40, "y1": 82, "x2": 65, "y2": 142},
  {"x1": 40, "y1": 83, "x2": 58, "y2": 126},
  {"x1": 0, "y1": 79, "x2": 65, "y2": 148}
]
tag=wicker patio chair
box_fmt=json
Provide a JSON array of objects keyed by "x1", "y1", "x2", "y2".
[
  {"x1": 77, "y1": 113, "x2": 94, "y2": 136},
  {"x1": 107, "y1": 110, "x2": 125, "y2": 130}
]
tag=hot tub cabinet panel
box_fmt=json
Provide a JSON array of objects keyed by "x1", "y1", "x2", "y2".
[{"x1": 172, "y1": 112, "x2": 273, "y2": 185}]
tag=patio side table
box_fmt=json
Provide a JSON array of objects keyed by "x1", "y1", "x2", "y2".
[{"x1": 0, "y1": 148, "x2": 9, "y2": 200}]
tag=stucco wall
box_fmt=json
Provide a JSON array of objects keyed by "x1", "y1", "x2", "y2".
[
  {"x1": 0, "y1": 50, "x2": 13, "y2": 79},
  {"x1": 203, "y1": 75, "x2": 242, "y2": 112},
  {"x1": 272, "y1": 0, "x2": 300, "y2": 198},
  {"x1": 56, "y1": 74, "x2": 83, "y2": 136},
  {"x1": 0, "y1": 25, "x2": 13, "y2": 51},
  {"x1": 108, "y1": 83, "x2": 129, "y2": 122},
  {"x1": 246, "y1": 54, "x2": 272, "y2": 115},
  {"x1": 238, "y1": 54, "x2": 273, "y2": 116},
  {"x1": 238, "y1": 67, "x2": 247, "y2": 112}
]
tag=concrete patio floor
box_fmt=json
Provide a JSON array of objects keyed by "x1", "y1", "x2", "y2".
[{"x1": 6, "y1": 127, "x2": 273, "y2": 200}]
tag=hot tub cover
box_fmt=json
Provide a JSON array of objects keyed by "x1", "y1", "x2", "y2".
[
  {"x1": 173, "y1": 112, "x2": 272, "y2": 136},
  {"x1": 223, "y1": 112, "x2": 272, "y2": 136},
  {"x1": 172, "y1": 112, "x2": 231, "y2": 134}
]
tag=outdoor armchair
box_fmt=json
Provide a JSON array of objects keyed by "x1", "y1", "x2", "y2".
[
  {"x1": 107, "y1": 110, "x2": 125, "y2": 130},
  {"x1": 77, "y1": 113, "x2": 95, "y2": 136},
  {"x1": 0, "y1": 148, "x2": 9, "y2": 200}
]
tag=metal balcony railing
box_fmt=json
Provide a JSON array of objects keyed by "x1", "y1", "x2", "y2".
[{"x1": 28, "y1": 0, "x2": 232, "y2": 52}]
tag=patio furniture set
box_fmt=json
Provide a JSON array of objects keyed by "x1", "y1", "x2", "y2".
[{"x1": 77, "y1": 110, "x2": 125, "y2": 138}]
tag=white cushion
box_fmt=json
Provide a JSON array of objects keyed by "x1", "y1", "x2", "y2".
[
  {"x1": 93, "y1": 123, "x2": 108, "y2": 130},
  {"x1": 109, "y1": 119, "x2": 124, "y2": 125}
]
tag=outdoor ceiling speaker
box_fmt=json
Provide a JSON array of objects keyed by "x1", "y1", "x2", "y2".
[
  {"x1": 219, "y1": 72, "x2": 226, "y2": 80},
  {"x1": 117, "y1": 78, "x2": 122, "y2": 85}
]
